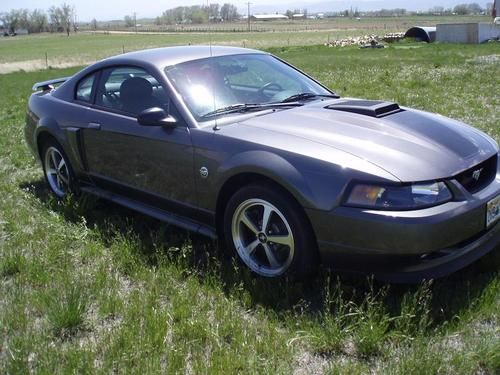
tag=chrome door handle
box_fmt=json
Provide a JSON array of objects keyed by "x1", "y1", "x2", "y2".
[{"x1": 87, "y1": 122, "x2": 101, "y2": 130}]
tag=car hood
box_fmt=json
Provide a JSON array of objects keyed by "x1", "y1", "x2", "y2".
[{"x1": 234, "y1": 101, "x2": 498, "y2": 182}]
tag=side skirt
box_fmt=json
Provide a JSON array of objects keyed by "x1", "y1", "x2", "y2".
[{"x1": 80, "y1": 185, "x2": 217, "y2": 239}]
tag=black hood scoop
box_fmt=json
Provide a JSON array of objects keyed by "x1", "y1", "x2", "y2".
[{"x1": 326, "y1": 100, "x2": 403, "y2": 118}]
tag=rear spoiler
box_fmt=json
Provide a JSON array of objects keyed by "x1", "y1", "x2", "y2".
[{"x1": 32, "y1": 76, "x2": 72, "y2": 92}]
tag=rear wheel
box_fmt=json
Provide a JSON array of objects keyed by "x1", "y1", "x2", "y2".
[
  {"x1": 224, "y1": 184, "x2": 318, "y2": 278},
  {"x1": 41, "y1": 141, "x2": 75, "y2": 199}
]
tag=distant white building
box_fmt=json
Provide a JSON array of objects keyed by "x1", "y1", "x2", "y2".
[
  {"x1": 437, "y1": 23, "x2": 500, "y2": 44},
  {"x1": 292, "y1": 14, "x2": 305, "y2": 19},
  {"x1": 250, "y1": 14, "x2": 289, "y2": 21}
]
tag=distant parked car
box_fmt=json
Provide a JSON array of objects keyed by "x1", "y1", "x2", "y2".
[{"x1": 25, "y1": 46, "x2": 500, "y2": 282}]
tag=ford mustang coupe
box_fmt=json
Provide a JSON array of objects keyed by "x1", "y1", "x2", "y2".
[{"x1": 25, "y1": 46, "x2": 500, "y2": 282}]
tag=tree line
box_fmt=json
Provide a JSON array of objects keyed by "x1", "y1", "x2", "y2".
[
  {"x1": 0, "y1": 3, "x2": 76, "y2": 35},
  {"x1": 330, "y1": 3, "x2": 492, "y2": 18},
  {"x1": 152, "y1": 3, "x2": 240, "y2": 26}
]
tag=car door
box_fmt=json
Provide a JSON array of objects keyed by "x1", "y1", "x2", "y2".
[{"x1": 82, "y1": 65, "x2": 197, "y2": 210}]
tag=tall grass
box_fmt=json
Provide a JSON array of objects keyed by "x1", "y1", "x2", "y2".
[{"x1": 0, "y1": 42, "x2": 498, "y2": 373}]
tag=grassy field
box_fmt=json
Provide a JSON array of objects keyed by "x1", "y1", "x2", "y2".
[
  {"x1": 0, "y1": 15, "x2": 491, "y2": 72},
  {"x1": 0, "y1": 41, "x2": 499, "y2": 373}
]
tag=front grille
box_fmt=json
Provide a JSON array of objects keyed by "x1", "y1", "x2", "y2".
[{"x1": 455, "y1": 155, "x2": 497, "y2": 193}]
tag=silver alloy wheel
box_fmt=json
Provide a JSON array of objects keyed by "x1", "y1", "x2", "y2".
[
  {"x1": 44, "y1": 146, "x2": 70, "y2": 198},
  {"x1": 231, "y1": 198, "x2": 295, "y2": 277}
]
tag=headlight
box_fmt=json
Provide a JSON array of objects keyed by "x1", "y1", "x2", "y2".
[{"x1": 345, "y1": 181, "x2": 452, "y2": 210}]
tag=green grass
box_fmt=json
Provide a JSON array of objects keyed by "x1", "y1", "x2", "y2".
[
  {"x1": 0, "y1": 42, "x2": 499, "y2": 373},
  {"x1": 0, "y1": 15, "x2": 490, "y2": 71}
]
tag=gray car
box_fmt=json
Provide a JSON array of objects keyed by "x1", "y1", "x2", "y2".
[{"x1": 25, "y1": 46, "x2": 500, "y2": 282}]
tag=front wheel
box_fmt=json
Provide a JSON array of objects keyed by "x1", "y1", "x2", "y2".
[{"x1": 223, "y1": 184, "x2": 318, "y2": 279}]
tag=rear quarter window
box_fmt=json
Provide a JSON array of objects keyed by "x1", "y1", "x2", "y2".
[{"x1": 75, "y1": 74, "x2": 96, "y2": 103}]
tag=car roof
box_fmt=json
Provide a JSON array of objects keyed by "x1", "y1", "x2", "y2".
[{"x1": 102, "y1": 45, "x2": 267, "y2": 68}]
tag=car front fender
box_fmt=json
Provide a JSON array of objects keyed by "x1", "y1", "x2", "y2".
[{"x1": 215, "y1": 150, "x2": 326, "y2": 210}]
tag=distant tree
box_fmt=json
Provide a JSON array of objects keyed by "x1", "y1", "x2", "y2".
[
  {"x1": 158, "y1": 11, "x2": 175, "y2": 25},
  {"x1": 0, "y1": 11, "x2": 13, "y2": 33},
  {"x1": 18, "y1": 9, "x2": 30, "y2": 30},
  {"x1": 30, "y1": 9, "x2": 48, "y2": 33},
  {"x1": 285, "y1": 9, "x2": 293, "y2": 19},
  {"x1": 0, "y1": 13, "x2": 8, "y2": 32},
  {"x1": 220, "y1": 3, "x2": 239, "y2": 22},
  {"x1": 91, "y1": 18, "x2": 97, "y2": 30},
  {"x1": 124, "y1": 15, "x2": 135, "y2": 27},
  {"x1": 467, "y1": 3, "x2": 482, "y2": 14},
  {"x1": 191, "y1": 7, "x2": 208, "y2": 24},
  {"x1": 208, "y1": 3, "x2": 219, "y2": 20},
  {"x1": 60, "y1": 3, "x2": 74, "y2": 36},
  {"x1": 48, "y1": 6, "x2": 61, "y2": 32},
  {"x1": 158, "y1": 3, "x2": 241, "y2": 25},
  {"x1": 454, "y1": 4, "x2": 469, "y2": 14},
  {"x1": 1, "y1": 10, "x2": 22, "y2": 33},
  {"x1": 303, "y1": 8, "x2": 308, "y2": 18},
  {"x1": 430, "y1": 6, "x2": 445, "y2": 15}
]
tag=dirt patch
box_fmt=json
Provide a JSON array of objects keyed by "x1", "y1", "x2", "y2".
[
  {"x1": 293, "y1": 351, "x2": 329, "y2": 375},
  {"x1": 0, "y1": 59, "x2": 95, "y2": 74}
]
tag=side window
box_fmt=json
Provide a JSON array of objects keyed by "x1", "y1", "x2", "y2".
[
  {"x1": 96, "y1": 66, "x2": 168, "y2": 116},
  {"x1": 75, "y1": 73, "x2": 96, "y2": 103}
]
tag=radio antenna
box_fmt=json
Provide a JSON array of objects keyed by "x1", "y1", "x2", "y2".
[{"x1": 208, "y1": 1, "x2": 220, "y2": 131}]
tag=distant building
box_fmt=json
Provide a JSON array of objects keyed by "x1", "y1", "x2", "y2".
[
  {"x1": 250, "y1": 14, "x2": 289, "y2": 21},
  {"x1": 436, "y1": 23, "x2": 500, "y2": 44},
  {"x1": 292, "y1": 14, "x2": 305, "y2": 19},
  {"x1": 405, "y1": 26, "x2": 436, "y2": 42}
]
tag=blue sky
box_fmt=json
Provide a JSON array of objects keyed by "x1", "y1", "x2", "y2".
[{"x1": 0, "y1": 1, "x2": 492, "y2": 22}]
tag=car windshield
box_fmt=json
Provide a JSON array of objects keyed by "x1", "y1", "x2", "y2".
[{"x1": 165, "y1": 53, "x2": 333, "y2": 121}]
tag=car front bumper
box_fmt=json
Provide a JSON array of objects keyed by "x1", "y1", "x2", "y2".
[{"x1": 307, "y1": 177, "x2": 500, "y2": 282}]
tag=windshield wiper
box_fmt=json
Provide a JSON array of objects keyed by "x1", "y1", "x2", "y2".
[
  {"x1": 200, "y1": 102, "x2": 303, "y2": 119},
  {"x1": 279, "y1": 92, "x2": 340, "y2": 103}
]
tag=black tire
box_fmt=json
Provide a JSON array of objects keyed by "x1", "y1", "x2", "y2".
[
  {"x1": 223, "y1": 183, "x2": 318, "y2": 279},
  {"x1": 41, "y1": 140, "x2": 78, "y2": 199}
]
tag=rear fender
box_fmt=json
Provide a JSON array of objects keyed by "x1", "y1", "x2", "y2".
[{"x1": 34, "y1": 117, "x2": 86, "y2": 177}]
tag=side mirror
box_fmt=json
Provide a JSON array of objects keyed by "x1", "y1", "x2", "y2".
[{"x1": 137, "y1": 107, "x2": 177, "y2": 128}]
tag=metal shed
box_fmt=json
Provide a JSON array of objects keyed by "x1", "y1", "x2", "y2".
[
  {"x1": 436, "y1": 23, "x2": 500, "y2": 44},
  {"x1": 404, "y1": 26, "x2": 436, "y2": 43}
]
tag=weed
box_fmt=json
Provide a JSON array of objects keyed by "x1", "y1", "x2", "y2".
[{"x1": 42, "y1": 279, "x2": 88, "y2": 337}]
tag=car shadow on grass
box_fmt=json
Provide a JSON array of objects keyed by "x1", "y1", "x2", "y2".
[{"x1": 21, "y1": 179, "x2": 499, "y2": 326}]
